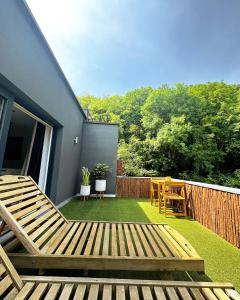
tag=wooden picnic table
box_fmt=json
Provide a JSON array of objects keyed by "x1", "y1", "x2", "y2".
[{"x1": 150, "y1": 178, "x2": 187, "y2": 217}]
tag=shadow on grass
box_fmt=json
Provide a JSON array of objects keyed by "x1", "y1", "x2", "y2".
[{"x1": 60, "y1": 197, "x2": 151, "y2": 223}]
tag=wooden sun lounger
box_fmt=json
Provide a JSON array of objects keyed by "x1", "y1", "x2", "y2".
[
  {"x1": 0, "y1": 246, "x2": 238, "y2": 300},
  {"x1": 0, "y1": 176, "x2": 204, "y2": 272}
]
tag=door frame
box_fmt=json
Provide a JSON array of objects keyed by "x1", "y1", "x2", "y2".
[{"x1": 13, "y1": 103, "x2": 53, "y2": 191}]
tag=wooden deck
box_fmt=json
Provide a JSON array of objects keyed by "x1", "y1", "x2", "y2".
[
  {"x1": 0, "y1": 176, "x2": 203, "y2": 272},
  {"x1": 0, "y1": 244, "x2": 238, "y2": 300}
]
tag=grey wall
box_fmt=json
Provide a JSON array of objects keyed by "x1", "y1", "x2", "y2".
[
  {"x1": 0, "y1": 0, "x2": 86, "y2": 204},
  {"x1": 80, "y1": 122, "x2": 119, "y2": 194}
]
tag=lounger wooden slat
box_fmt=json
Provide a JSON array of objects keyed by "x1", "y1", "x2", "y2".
[
  {"x1": 0, "y1": 275, "x2": 12, "y2": 294},
  {"x1": 202, "y1": 287, "x2": 219, "y2": 300},
  {"x1": 44, "y1": 283, "x2": 61, "y2": 300},
  {"x1": 178, "y1": 287, "x2": 193, "y2": 300},
  {"x1": 4, "y1": 287, "x2": 19, "y2": 300},
  {"x1": 166, "y1": 287, "x2": 179, "y2": 300},
  {"x1": 213, "y1": 288, "x2": 231, "y2": 300},
  {"x1": 117, "y1": 223, "x2": 127, "y2": 256},
  {"x1": 135, "y1": 223, "x2": 155, "y2": 257},
  {"x1": 0, "y1": 176, "x2": 30, "y2": 185},
  {"x1": 2, "y1": 190, "x2": 42, "y2": 206},
  {"x1": 55, "y1": 222, "x2": 79, "y2": 254},
  {"x1": 8, "y1": 195, "x2": 45, "y2": 213},
  {"x1": 123, "y1": 223, "x2": 136, "y2": 256},
  {"x1": 129, "y1": 224, "x2": 145, "y2": 257},
  {"x1": 141, "y1": 224, "x2": 163, "y2": 257},
  {"x1": 129, "y1": 286, "x2": 139, "y2": 299},
  {"x1": 73, "y1": 284, "x2": 86, "y2": 300},
  {"x1": 14, "y1": 282, "x2": 35, "y2": 300},
  {"x1": 1, "y1": 186, "x2": 38, "y2": 200},
  {"x1": 0, "y1": 243, "x2": 239, "y2": 300},
  {"x1": 38, "y1": 219, "x2": 67, "y2": 251},
  {"x1": 93, "y1": 222, "x2": 104, "y2": 255},
  {"x1": 28, "y1": 282, "x2": 48, "y2": 300},
  {"x1": 190, "y1": 287, "x2": 206, "y2": 300},
  {"x1": 45, "y1": 223, "x2": 73, "y2": 254},
  {"x1": 13, "y1": 200, "x2": 49, "y2": 219},
  {"x1": 157, "y1": 225, "x2": 189, "y2": 257},
  {"x1": 0, "y1": 175, "x2": 205, "y2": 272},
  {"x1": 36, "y1": 218, "x2": 65, "y2": 248},
  {"x1": 154, "y1": 286, "x2": 167, "y2": 299},
  {"x1": 103, "y1": 284, "x2": 112, "y2": 300},
  {"x1": 59, "y1": 283, "x2": 74, "y2": 300},
  {"x1": 74, "y1": 222, "x2": 92, "y2": 255},
  {"x1": 18, "y1": 205, "x2": 53, "y2": 227},
  {"x1": 84, "y1": 223, "x2": 98, "y2": 255},
  {"x1": 102, "y1": 223, "x2": 111, "y2": 256},
  {"x1": 88, "y1": 284, "x2": 99, "y2": 300},
  {"x1": 116, "y1": 285, "x2": 126, "y2": 300},
  {"x1": 0, "y1": 181, "x2": 34, "y2": 192},
  {"x1": 27, "y1": 210, "x2": 58, "y2": 236},
  {"x1": 147, "y1": 224, "x2": 172, "y2": 257},
  {"x1": 65, "y1": 222, "x2": 86, "y2": 255}
]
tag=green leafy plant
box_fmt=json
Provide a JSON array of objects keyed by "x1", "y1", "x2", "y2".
[
  {"x1": 92, "y1": 163, "x2": 111, "y2": 180},
  {"x1": 82, "y1": 167, "x2": 90, "y2": 186}
]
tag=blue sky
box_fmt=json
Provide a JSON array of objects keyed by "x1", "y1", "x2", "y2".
[{"x1": 26, "y1": 0, "x2": 240, "y2": 97}]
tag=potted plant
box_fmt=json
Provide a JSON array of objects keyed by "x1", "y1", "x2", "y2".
[
  {"x1": 92, "y1": 163, "x2": 111, "y2": 192},
  {"x1": 80, "y1": 167, "x2": 91, "y2": 198}
]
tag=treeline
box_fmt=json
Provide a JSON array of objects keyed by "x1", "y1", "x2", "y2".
[{"x1": 78, "y1": 82, "x2": 240, "y2": 187}]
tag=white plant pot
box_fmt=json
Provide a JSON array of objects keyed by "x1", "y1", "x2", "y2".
[
  {"x1": 95, "y1": 179, "x2": 106, "y2": 192},
  {"x1": 80, "y1": 185, "x2": 91, "y2": 196}
]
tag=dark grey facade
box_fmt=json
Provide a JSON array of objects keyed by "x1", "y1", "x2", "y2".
[
  {"x1": 0, "y1": 0, "x2": 118, "y2": 204},
  {"x1": 81, "y1": 122, "x2": 119, "y2": 194}
]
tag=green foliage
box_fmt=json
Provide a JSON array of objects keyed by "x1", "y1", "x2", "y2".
[
  {"x1": 78, "y1": 82, "x2": 240, "y2": 187},
  {"x1": 92, "y1": 163, "x2": 111, "y2": 179},
  {"x1": 82, "y1": 167, "x2": 90, "y2": 186}
]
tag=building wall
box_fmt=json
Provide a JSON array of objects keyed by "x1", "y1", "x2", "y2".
[
  {"x1": 80, "y1": 122, "x2": 119, "y2": 194},
  {"x1": 0, "y1": 0, "x2": 85, "y2": 204}
]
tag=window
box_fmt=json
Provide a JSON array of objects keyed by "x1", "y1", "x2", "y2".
[{"x1": 0, "y1": 96, "x2": 4, "y2": 119}]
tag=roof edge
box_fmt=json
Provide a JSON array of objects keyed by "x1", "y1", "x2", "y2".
[{"x1": 84, "y1": 121, "x2": 119, "y2": 126}]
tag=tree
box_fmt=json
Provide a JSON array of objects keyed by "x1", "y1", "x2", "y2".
[{"x1": 78, "y1": 82, "x2": 240, "y2": 187}]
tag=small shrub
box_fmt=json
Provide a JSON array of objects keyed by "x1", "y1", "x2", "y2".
[{"x1": 92, "y1": 163, "x2": 111, "y2": 179}]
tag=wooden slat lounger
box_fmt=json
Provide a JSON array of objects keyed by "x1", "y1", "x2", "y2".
[
  {"x1": 0, "y1": 246, "x2": 238, "y2": 300},
  {"x1": 0, "y1": 176, "x2": 204, "y2": 272}
]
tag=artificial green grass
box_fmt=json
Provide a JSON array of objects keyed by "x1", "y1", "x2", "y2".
[{"x1": 60, "y1": 197, "x2": 240, "y2": 291}]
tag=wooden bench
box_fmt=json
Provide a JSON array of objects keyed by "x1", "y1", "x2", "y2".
[
  {"x1": 0, "y1": 245, "x2": 238, "y2": 300},
  {"x1": 0, "y1": 176, "x2": 204, "y2": 272}
]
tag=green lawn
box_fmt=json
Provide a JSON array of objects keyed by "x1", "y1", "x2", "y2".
[{"x1": 60, "y1": 197, "x2": 240, "y2": 291}]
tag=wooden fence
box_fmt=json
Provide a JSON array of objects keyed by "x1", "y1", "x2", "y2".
[{"x1": 116, "y1": 176, "x2": 240, "y2": 248}]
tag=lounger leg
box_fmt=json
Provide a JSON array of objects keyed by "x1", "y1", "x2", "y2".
[
  {"x1": 38, "y1": 269, "x2": 45, "y2": 275},
  {"x1": 159, "y1": 271, "x2": 172, "y2": 280}
]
